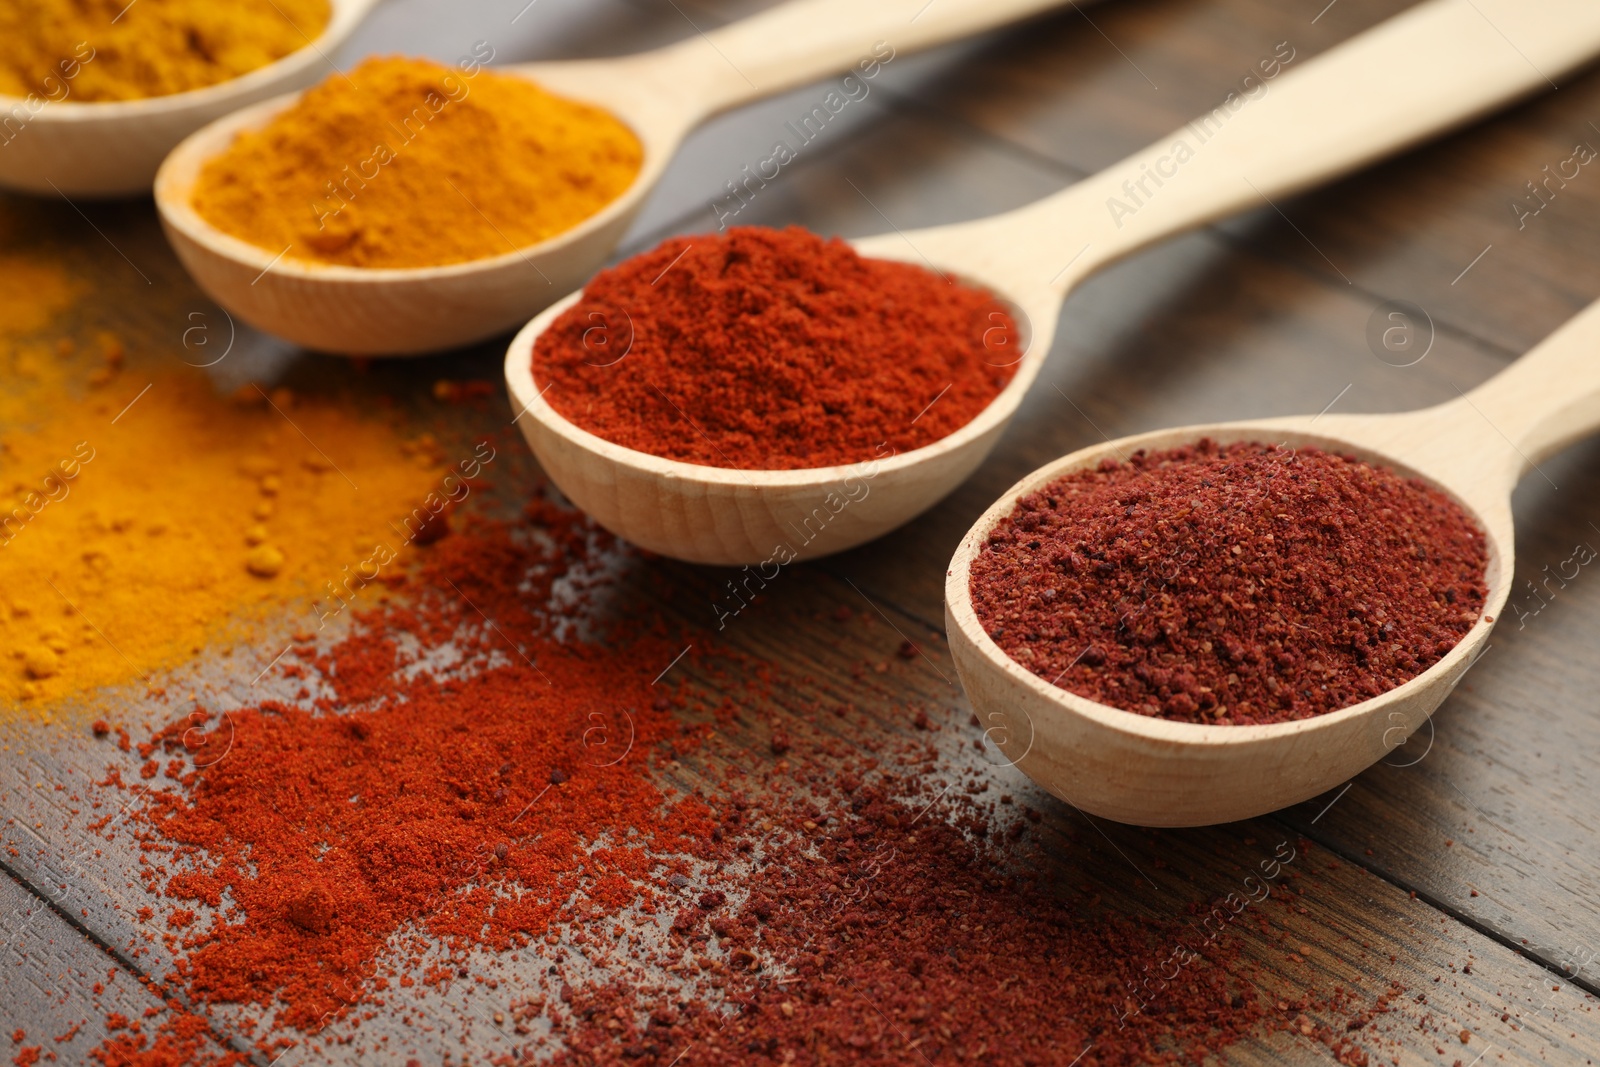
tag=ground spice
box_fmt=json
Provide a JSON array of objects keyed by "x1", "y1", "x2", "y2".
[
  {"x1": 93, "y1": 509, "x2": 1382, "y2": 1066},
  {"x1": 0, "y1": 253, "x2": 75, "y2": 339},
  {"x1": 0, "y1": 253, "x2": 446, "y2": 711},
  {"x1": 191, "y1": 56, "x2": 643, "y2": 269},
  {"x1": 970, "y1": 439, "x2": 1488, "y2": 724},
  {"x1": 532, "y1": 226, "x2": 1020, "y2": 470},
  {"x1": 0, "y1": 0, "x2": 329, "y2": 102}
]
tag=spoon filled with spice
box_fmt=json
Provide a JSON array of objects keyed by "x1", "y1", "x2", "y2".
[
  {"x1": 946, "y1": 295, "x2": 1600, "y2": 827},
  {"x1": 0, "y1": 0, "x2": 381, "y2": 197},
  {"x1": 505, "y1": 0, "x2": 1600, "y2": 567},
  {"x1": 152, "y1": 0, "x2": 1074, "y2": 354}
]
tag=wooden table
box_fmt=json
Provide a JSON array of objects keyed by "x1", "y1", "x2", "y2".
[{"x1": 4, "y1": 0, "x2": 1600, "y2": 1062}]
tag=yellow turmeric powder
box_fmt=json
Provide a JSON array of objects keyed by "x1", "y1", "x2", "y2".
[
  {"x1": 0, "y1": 255, "x2": 461, "y2": 713},
  {"x1": 0, "y1": 0, "x2": 330, "y2": 102},
  {"x1": 191, "y1": 56, "x2": 644, "y2": 269}
]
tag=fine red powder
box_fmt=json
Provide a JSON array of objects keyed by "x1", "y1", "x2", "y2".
[
  {"x1": 969, "y1": 440, "x2": 1488, "y2": 724},
  {"x1": 531, "y1": 226, "x2": 1020, "y2": 470},
  {"x1": 89, "y1": 496, "x2": 1387, "y2": 1065}
]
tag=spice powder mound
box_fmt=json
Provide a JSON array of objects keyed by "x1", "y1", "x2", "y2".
[
  {"x1": 94, "y1": 510, "x2": 1386, "y2": 1066},
  {"x1": 0, "y1": 252, "x2": 441, "y2": 712},
  {"x1": 191, "y1": 56, "x2": 643, "y2": 269},
  {"x1": 532, "y1": 226, "x2": 1021, "y2": 470},
  {"x1": 0, "y1": 371, "x2": 443, "y2": 710},
  {"x1": 0, "y1": 0, "x2": 330, "y2": 102},
  {"x1": 969, "y1": 439, "x2": 1488, "y2": 724}
]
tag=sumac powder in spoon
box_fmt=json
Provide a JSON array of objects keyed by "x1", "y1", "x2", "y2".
[
  {"x1": 532, "y1": 226, "x2": 1019, "y2": 470},
  {"x1": 970, "y1": 439, "x2": 1488, "y2": 724}
]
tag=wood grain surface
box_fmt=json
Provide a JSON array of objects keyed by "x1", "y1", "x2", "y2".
[{"x1": 4, "y1": 0, "x2": 1600, "y2": 1062}]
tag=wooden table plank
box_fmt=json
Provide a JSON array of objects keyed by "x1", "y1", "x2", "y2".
[
  {"x1": 7, "y1": 544, "x2": 1600, "y2": 1063},
  {"x1": 4, "y1": 0, "x2": 1600, "y2": 1063},
  {"x1": 879, "y1": 0, "x2": 1600, "y2": 354},
  {"x1": 1278, "y1": 435, "x2": 1600, "y2": 986},
  {"x1": 0, "y1": 868, "x2": 238, "y2": 1063}
]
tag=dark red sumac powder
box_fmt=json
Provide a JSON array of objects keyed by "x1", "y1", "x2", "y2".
[
  {"x1": 531, "y1": 226, "x2": 1019, "y2": 470},
  {"x1": 970, "y1": 440, "x2": 1488, "y2": 724}
]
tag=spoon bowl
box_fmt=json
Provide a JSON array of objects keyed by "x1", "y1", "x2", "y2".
[
  {"x1": 155, "y1": 62, "x2": 683, "y2": 355},
  {"x1": 503, "y1": 0, "x2": 1600, "y2": 563},
  {"x1": 0, "y1": 0, "x2": 380, "y2": 197},
  {"x1": 153, "y1": 0, "x2": 1071, "y2": 355},
  {"x1": 945, "y1": 296, "x2": 1600, "y2": 827},
  {"x1": 504, "y1": 252, "x2": 1056, "y2": 564}
]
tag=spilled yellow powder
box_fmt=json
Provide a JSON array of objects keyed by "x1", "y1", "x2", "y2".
[
  {"x1": 0, "y1": 0, "x2": 331, "y2": 102},
  {"x1": 191, "y1": 56, "x2": 643, "y2": 268},
  {"x1": 0, "y1": 253, "x2": 76, "y2": 336},
  {"x1": 0, "y1": 262, "x2": 447, "y2": 712}
]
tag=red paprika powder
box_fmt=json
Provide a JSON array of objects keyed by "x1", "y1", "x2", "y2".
[
  {"x1": 531, "y1": 226, "x2": 1019, "y2": 470},
  {"x1": 970, "y1": 439, "x2": 1488, "y2": 724}
]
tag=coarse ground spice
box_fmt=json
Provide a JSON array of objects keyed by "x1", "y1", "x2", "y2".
[
  {"x1": 191, "y1": 56, "x2": 642, "y2": 269},
  {"x1": 532, "y1": 226, "x2": 1020, "y2": 470},
  {"x1": 970, "y1": 439, "x2": 1488, "y2": 724},
  {"x1": 0, "y1": 0, "x2": 329, "y2": 102},
  {"x1": 90, "y1": 507, "x2": 1385, "y2": 1066}
]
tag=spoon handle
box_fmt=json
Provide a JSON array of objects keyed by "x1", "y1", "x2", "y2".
[
  {"x1": 1431, "y1": 298, "x2": 1600, "y2": 485},
  {"x1": 653, "y1": 0, "x2": 1070, "y2": 119},
  {"x1": 994, "y1": 0, "x2": 1600, "y2": 290}
]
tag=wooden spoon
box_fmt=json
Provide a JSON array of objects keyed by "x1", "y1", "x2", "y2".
[
  {"x1": 0, "y1": 0, "x2": 381, "y2": 197},
  {"x1": 945, "y1": 296, "x2": 1600, "y2": 827},
  {"x1": 504, "y1": 0, "x2": 1600, "y2": 567},
  {"x1": 153, "y1": 0, "x2": 1072, "y2": 354}
]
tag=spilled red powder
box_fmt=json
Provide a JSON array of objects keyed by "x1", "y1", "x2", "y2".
[
  {"x1": 94, "y1": 1009, "x2": 234, "y2": 1067},
  {"x1": 532, "y1": 226, "x2": 1020, "y2": 470},
  {"x1": 969, "y1": 440, "x2": 1488, "y2": 724},
  {"x1": 91, "y1": 498, "x2": 1387, "y2": 1065},
  {"x1": 110, "y1": 512, "x2": 711, "y2": 1040}
]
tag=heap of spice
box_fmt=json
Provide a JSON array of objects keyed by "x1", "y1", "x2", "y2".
[
  {"x1": 0, "y1": 251, "x2": 449, "y2": 709},
  {"x1": 532, "y1": 226, "x2": 1020, "y2": 470},
  {"x1": 0, "y1": 0, "x2": 329, "y2": 102},
  {"x1": 90, "y1": 514, "x2": 1383, "y2": 1066},
  {"x1": 970, "y1": 440, "x2": 1488, "y2": 724},
  {"x1": 190, "y1": 56, "x2": 643, "y2": 269}
]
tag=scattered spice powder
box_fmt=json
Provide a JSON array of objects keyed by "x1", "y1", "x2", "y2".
[
  {"x1": 191, "y1": 56, "x2": 643, "y2": 269},
  {"x1": 0, "y1": 0, "x2": 329, "y2": 102},
  {"x1": 0, "y1": 253, "x2": 76, "y2": 340},
  {"x1": 532, "y1": 226, "x2": 1020, "y2": 470},
  {"x1": 970, "y1": 440, "x2": 1488, "y2": 724},
  {"x1": 0, "y1": 252, "x2": 448, "y2": 710},
  {"x1": 94, "y1": 508, "x2": 1384, "y2": 1065}
]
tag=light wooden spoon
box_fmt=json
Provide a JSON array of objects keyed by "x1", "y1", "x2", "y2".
[
  {"x1": 0, "y1": 0, "x2": 380, "y2": 197},
  {"x1": 504, "y1": 0, "x2": 1600, "y2": 567},
  {"x1": 153, "y1": 0, "x2": 1072, "y2": 355},
  {"x1": 945, "y1": 296, "x2": 1600, "y2": 827}
]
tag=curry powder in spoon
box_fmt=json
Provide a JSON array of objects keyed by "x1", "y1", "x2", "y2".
[
  {"x1": 191, "y1": 56, "x2": 643, "y2": 270},
  {"x1": 0, "y1": 0, "x2": 330, "y2": 102}
]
